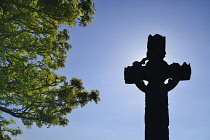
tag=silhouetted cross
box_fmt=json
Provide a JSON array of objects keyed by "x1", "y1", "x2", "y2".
[{"x1": 124, "y1": 34, "x2": 191, "y2": 140}]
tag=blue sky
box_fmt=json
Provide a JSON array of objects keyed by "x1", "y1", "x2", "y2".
[{"x1": 14, "y1": 0, "x2": 210, "y2": 140}]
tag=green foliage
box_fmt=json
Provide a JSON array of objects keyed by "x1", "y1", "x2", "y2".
[
  {"x1": 0, "y1": 0, "x2": 99, "y2": 139},
  {"x1": 0, "y1": 117, "x2": 22, "y2": 140}
]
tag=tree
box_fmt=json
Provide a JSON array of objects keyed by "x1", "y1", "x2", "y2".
[{"x1": 0, "y1": 0, "x2": 100, "y2": 139}]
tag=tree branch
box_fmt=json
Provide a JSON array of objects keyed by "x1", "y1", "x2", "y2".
[{"x1": 0, "y1": 106, "x2": 39, "y2": 121}]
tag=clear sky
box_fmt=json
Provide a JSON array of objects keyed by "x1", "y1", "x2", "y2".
[{"x1": 14, "y1": 0, "x2": 210, "y2": 140}]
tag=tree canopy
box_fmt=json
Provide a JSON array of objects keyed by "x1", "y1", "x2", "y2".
[{"x1": 0, "y1": 0, "x2": 100, "y2": 139}]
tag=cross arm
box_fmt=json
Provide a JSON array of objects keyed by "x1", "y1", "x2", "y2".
[
  {"x1": 124, "y1": 61, "x2": 149, "y2": 84},
  {"x1": 164, "y1": 62, "x2": 191, "y2": 91},
  {"x1": 168, "y1": 62, "x2": 191, "y2": 80}
]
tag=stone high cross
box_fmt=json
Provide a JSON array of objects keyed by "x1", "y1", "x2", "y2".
[{"x1": 124, "y1": 34, "x2": 191, "y2": 140}]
